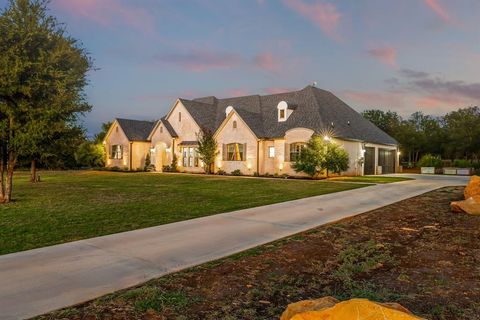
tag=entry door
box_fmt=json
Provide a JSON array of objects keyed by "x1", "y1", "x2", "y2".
[
  {"x1": 364, "y1": 147, "x2": 375, "y2": 175},
  {"x1": 378, "y1": 149, "x2": 395, "y2": 174}
]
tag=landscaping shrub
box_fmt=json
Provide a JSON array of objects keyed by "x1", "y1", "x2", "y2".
[
  {"x1": 216, "y1": 169, "x2": 226, "y2": 175},
  {"x1": 416, "y1": 154, "x2": 443, "y2": 168},
  {"x1": 231, "y1": 169, "x2": 242, "y2": 176},
  {"x1": 453, "y1": 159, "x2": 479, "y2": 168}
]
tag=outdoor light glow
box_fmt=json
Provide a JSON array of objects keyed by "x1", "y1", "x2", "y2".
[
  {"x1": 165, "y1": 148, "x2": 171, "y2": 153},
  {"x1": 200, "y1": 161, "x2": 204, "y2": 167},
  {"x1": 279, "y1": 163, "x2": 284, "y2": 170},
  {"x1": 397, "y1": 151, "x2": 401, "y2": 156},
  {"x1": 324, "y1": 135, "x2": 331, "y2": 141},
  {"x1": 150, "y1": 148, "x2": 155, "y2": 153},
  {"x1": 217, "y1": 161, "x2": 222, "y2": 168},
  {"x1": 247, "y1": 162, "x2": 252, "y2": 169}
]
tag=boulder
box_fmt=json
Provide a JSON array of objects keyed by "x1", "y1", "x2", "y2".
[
  {"x1": 280, "y1": 297, "x2": 338, "y2": 320},
  {"x1": 464, "y1": 175, "x2": 480, "y2": 199},
  {"x1": 451, "y1": 195, "x2": 480, "y2": 215},
  {"x1": 281, "y1": 298, "x2": 423, "y2": 320}
]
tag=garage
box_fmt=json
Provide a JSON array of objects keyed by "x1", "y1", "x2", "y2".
[
  {"x1": 364, "y1": 147, "x2": 375, "y2": 175},
  {"x1": 378, "y1": 148, "x2": 396, "y2": 174}
]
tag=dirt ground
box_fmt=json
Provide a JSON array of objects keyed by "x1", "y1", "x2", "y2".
[{"x1": 37, "y1": 186, "x2": 480, "y2": 320}]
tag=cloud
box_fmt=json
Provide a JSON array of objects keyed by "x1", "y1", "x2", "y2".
[
  {"x1": 367, "y1": 46, "x2": 397, "y2": 68},
  {"x1": 263, "y1": 86, "x2": 298, "y2": 94},
  {"x1": 397, "y1": 69, "x2": 480, "y2": 101},
  {"x1": 423, "y1": 0, "x2": 452, "y2": 24},
  {"x1": 282, "y1": 0, "x2": 342, "y2": 41},
  {"x1": 253, "y1": 52, "x2": 280, "y2": 72},
  {"x1": 153, "y1": 50, "x2": 243, "y2": 72},
  {"x1": 153, "y1": 50, "x2": 285, "y2": 73},
  {"x1": 52, "y1": 0, "x2": 155, "y2": 33}
]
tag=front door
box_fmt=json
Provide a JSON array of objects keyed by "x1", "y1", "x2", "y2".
[{"x1": 364, "y1": 147, "x2": 375, "y2": 175}]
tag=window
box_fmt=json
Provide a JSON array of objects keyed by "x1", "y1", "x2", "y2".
[
  {"x1": 233, "y1": 120, "x2": 237, "y2": 129},
  {"x1": 268, "y1": 146, "x2": 275, "y2": 158},
  {"x1": 116, "y1": 127, "x2": 119, "y2": 133},
  {"x1": 111, "y1": 145, "x2": 123, "y2": 159},
  {"x1": 279, "y1": 109, "x2": 285, "y2": 119},
  {"x1": 160, "y1": 126, "x2": 163, "y2": 133},
  {"x1": 179, "y1": 112, "x2": 182, "y2": 122},
  {"x1": 182, "y1": 147, "x2": 198, "y2": 167},
  {"x1": 227, "y1": 143, "x2": 244, "y2": 161},
  {"x1": 290, "y1": 143, "x2": 305, "y2": 162}
]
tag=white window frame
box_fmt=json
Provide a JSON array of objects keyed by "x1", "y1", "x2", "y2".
[{"x1": 268, "y1": 146, "x2": 275, "y2": 158}]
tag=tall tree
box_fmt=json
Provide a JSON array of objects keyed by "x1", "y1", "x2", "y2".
[
  {"x1": 196, "y1": 128, "x2": 218, "y2": 174},
  {"x1": 0, "y1": 0, "x2": 92, "y2": 202},
  {"x1": 443, "y1": 106, "x2": 480, "y2": 160}
]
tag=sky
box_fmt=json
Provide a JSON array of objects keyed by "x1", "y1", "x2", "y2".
[{"x1": 2, "y1": 0, "x2": 480, "y2": 136}]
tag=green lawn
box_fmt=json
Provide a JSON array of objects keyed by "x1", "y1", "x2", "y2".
[
  {"x1": 0, "y1": 171, "x2": 368, "y2": 255},
  {"x1": 327, "y1": 175, "x2": 413, "y2": 184}
]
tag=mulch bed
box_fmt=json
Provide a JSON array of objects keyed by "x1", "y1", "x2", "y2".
[{"x1": 37, "y1": 186, "x2": 480, "y2": 320}]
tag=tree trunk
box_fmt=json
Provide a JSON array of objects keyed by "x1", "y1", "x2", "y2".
[
  {"x1": 30, "y1": 159, "x2": 38, "y2": 183},
  {"x1": 0, "y1": 155, "x2": 4, "y2": 203},
  {"x1": 3, "y1": 150, "x2": 16, "y2": 203}
]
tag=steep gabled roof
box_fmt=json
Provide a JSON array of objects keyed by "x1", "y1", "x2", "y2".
[
  {"x1": 116, "y1": 118, "x2": 156, "y2": 141},
  {"x1": 160, "y1": 117, "x2": 178, "y2": 137},
  {"x1": 177, "y1": 86, "x2": 397, "y2": 145}
]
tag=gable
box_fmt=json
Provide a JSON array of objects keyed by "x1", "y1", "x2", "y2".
[
  {"x1": 165, "y1": 100, "x2": 202, "y2": 141},
  {"x1": 215, "y1": 110, "x2": 258, "y2": 141},
  {"x1": 104, "y1": 121, "x2": 129, "y2": 145}
]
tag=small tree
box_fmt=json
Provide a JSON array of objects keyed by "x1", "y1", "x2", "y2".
[
  {"x1": 170, "y1": 154, "x2": 178, "y2": 172},
  {"x1": 74, "y1": 141, "x2": 105, "y2": 168},
  {"x1": 196, "y1": 128, "x2": 218, "y2": 174},
  {"x1": 323, "y1": 142, "x2": 349, "y2": 177},
  {"x1": 292, "y1": 135, "x2": 349, "y2": 178},
  {"x1": 144, "y1": 152, "x2": 151, "y2": 171}
]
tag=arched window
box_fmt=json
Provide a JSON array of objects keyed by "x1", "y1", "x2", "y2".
[
  {"x1": 226, "y1": 143, "x2": 244, "y2": 161},
  {"x1": 233, "y1": 120, "x2": 237, "y2": 129},
  {"x1": 290, "y1": 143, "x2": 306, "y2": 162}
]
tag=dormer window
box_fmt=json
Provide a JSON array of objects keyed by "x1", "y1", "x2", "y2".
[{"x1": 277, "y1": 100, "x2": 295, "y2": 122}]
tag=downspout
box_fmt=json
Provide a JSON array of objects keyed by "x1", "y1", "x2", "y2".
[
  {"x1": 129, "y1": 142, "x2": 133, "y2": 171},
  {"x1": 256, "y1": 140, "x2": 260, "y2": 175}
]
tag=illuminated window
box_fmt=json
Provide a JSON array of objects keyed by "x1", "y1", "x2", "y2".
[
  {"x1": 268, "y1": 146, "x2": 275, "y2": 158},
  {"x1": 227, "y1": 143, "x2": 244, "y2": 161},
  {"x1": 179, "y1": 112, "x2": 182, "y2": 122},
  {"x1": 233, "y1": 120, "x2": 237, "y2": 129},
  {"x1": 182, "y1": 147, "x2": 199, "y2": 167},
  {"x1": 111, "y1": 145, "x2": 123, "y2": 159},
  {"x1": 290, "y1": 143, "x2": 305, "y2": 162},
  {"x1": 279, "y1": 109, "x2": 285, "y2": 119}
]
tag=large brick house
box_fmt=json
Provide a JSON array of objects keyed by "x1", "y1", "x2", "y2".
[{"x1": 104, "y1": 86, "x2": 399, "y2": 176}]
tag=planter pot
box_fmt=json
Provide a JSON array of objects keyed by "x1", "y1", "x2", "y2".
[
  {"x1": 443, "y1": 167, "x2": 457, "y2": 175},
  {"x1": 421, "y1": 167, "x2": 435, "y2": 174},
  {"x1": 456, "y1": 168, "x2": 473, "y2": 176}
]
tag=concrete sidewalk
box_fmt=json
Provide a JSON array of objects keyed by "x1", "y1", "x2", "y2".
[{"x1": 0, "y1": 174, "x2": 469, "y2": 320}]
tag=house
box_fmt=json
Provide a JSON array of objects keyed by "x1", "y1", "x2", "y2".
[{"x1": 104, "y1": 86, "x2": 399, "y2": 175}]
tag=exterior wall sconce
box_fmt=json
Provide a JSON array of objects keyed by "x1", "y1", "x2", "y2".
[{"x1": 279, "y1": 163, "x2": 284, "y2": 171}]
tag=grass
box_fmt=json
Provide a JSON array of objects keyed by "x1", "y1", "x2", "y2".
[
  {"x1": 0, "y1": 170, "x2": 367, "y2": 255},
  {"x1": 327, "y1": 175, "x2": 413, "y2": 184}
]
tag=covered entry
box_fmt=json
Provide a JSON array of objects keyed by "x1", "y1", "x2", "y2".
[{"x1": 378, "y1": 148, "x2": 395, "y2": 174}]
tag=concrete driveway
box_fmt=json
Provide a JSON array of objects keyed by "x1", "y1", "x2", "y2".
[{"x1": 0, "y1": 174, "x2": 469, "y2": 320}]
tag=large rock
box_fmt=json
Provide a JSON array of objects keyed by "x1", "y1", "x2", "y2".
[
  {"x1": 451, "y1": 195, "x2": 480, "y2": 215},
  {"x1": 464, "y1": 175, "x2": 480, "y2": 199},
  {"x1": 280, "y1": 297, "x2": 338, "y2": 320},
  {"x1": 281, "y1": 298, "x2": 422, "y2": 320}
]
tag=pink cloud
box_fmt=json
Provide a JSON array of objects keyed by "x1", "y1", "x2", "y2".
[
  {"x1": 263, "y1": 86, "x2": 298, "y2": 94},
  {"x1": 367, "y1": 46, "x2": 398, "y2": 68},
  {"x1": 253, "y1": 52, "x2": 280, "y2": 72},
  {"x1": 154, "y1": 50, "x2": 243, "y2": 72},
  {"x1": 53, "y1": 0, "x2": 154, "y2": 33},
  {"x1": 423, "y1": 0, "x2": 452, "y2": 24},
  {"x1": 226, "y1": 88, "x2": 250, "y2": 97},
  {"x1": 283, "y1": 0, "x2": 342, "y2": 41}
]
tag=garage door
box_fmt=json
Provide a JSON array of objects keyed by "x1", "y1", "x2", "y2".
[
  {"x1": 364, "y1": 147, "x2": 375, "y2": 175},
  {"x1": 378, "y1": 149, "x2": 395, "y2": 174}
]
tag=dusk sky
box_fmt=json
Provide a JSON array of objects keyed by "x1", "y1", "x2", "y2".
[{"x1": 2, "y1": 0, "x2": 479, "y2": 136}]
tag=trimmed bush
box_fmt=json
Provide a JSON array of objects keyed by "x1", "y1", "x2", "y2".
[
  {"x1": 231, "y1": 169, "x2": 242, "y2": 176},
  {"x1": 417, "y1": 154, "x2": 443, "y2": 168}
]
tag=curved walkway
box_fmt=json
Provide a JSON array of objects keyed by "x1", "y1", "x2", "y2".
[{"x1": 0, "y1": 174, "x2": 469, "y2": 320}]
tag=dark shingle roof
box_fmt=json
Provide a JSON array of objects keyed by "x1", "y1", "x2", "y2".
[
  {"x1": 116, "y1": 118, "x2": 155, "y2": 141},
  {"x1": 160, "y1": 117, "x2": 178, "y2": 137},
  {"x1": 177, "y1": 86, "x2": 398, "y2": 145}
]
